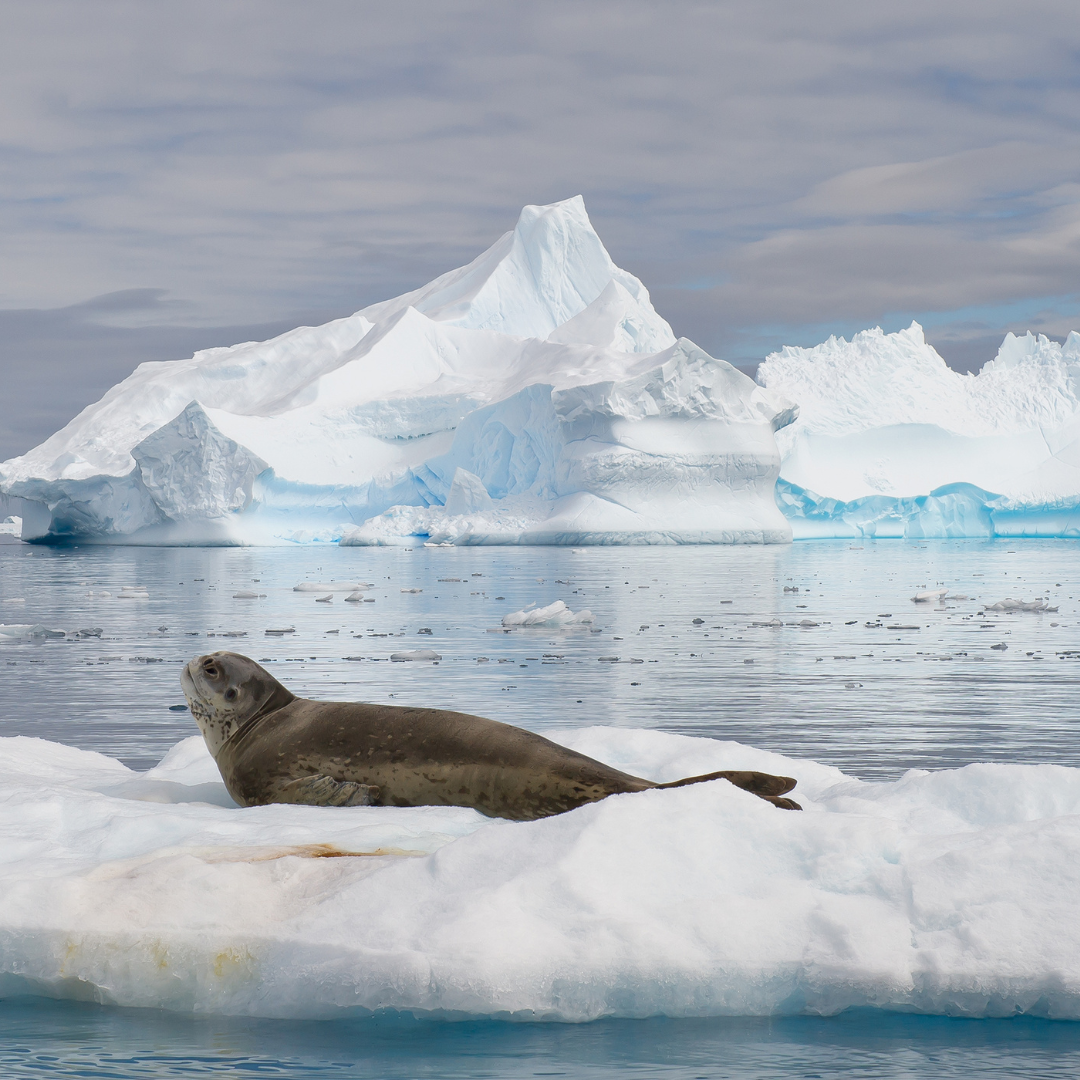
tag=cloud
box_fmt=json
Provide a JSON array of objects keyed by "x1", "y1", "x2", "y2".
[
  {"x1": 793, "y1": 143, "x2": 1080, "y2": 219},
  {"x1": 4, "y1": 0, "x2": 1080, "y2": 448},
  {"x1": 0, "y1": 292, "x2": 323, "y2": 461}
]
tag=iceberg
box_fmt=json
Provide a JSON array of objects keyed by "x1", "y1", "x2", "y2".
[
  {"x1": 4, "y1": 728, "x2": 1080, "y2": 1020},
  {"x1": 0, "y1": 198, "x2": 794, "y2": 546},
  {"x1": 759, "y1": 323, "x2": 1080, "y2": 538}
]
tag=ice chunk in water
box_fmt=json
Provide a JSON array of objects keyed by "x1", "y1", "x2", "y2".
[
  {"x1": 501, "y1": 600, "x2": 595, "y2": 627},
  {"x1": 0, "y1": 624, "x2": 65, "y2": 640},
  {"x1": 913, "y1": 588, "x2": 948, "y2": 602},
  {"x1": 984, "y1": 598, "x2": 1054, "y2": 612}
]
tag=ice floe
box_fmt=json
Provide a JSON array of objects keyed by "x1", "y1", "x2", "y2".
[
  {"x1": 3, "y1": 729, "x2": 1080, "y2": 1019},
  {"x1": 983, "y1": 598, "x2": 1056, "y2": 612},
  {"x1": 293, "y1": 583, "x2": 366, "y2": 593},
  {"x1": 501, "y1": 600, "x2": 595, "y2": 628}
]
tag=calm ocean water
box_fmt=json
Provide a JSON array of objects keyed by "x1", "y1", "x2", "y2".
[
  {"x1": 4, "y1": 1000, "x2": 1080, "y2": 1079},
  {"x1": 2, "y1": 537, "x2": 1079, "y2": 1076}
]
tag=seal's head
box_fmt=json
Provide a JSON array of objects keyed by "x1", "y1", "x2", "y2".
[{"x1": 181, "y1": 651, "x2": 294, "y2": 756}]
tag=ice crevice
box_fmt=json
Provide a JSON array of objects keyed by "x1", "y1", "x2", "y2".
[{"x1": 3, "y1": 728, "x2": 1080, "y2": 1019}]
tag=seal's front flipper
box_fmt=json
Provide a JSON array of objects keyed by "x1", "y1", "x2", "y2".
[{"x1": 277, "y1": 774, "x2": 381, "y2": 807}]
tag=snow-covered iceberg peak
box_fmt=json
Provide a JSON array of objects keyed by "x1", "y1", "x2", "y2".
[
  {"x1": 759, "y1": 322, "x2": 1080, "y2": 539},
  {"x1": 0, "y1": 197, "x2": 792, "y2": 545},
  {"x1": 359, "y1": 196, "x2": 671, "y2": 343}
]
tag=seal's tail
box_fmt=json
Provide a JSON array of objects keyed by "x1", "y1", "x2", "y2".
[{"x1": 655, "y1": 769, "x2": 801, "y2": 810}]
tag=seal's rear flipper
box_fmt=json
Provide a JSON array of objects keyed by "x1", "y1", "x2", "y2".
[
  {"x1": 278, "y1": 774, "x2": 381, "y2": 807},
  {"x1": 759, "y1": 794, "x2": 802, "y2": 810},
  {"x1": 657, "y1": 769, "x2": 796, "y2": 796},
  {"x1": 656, "y1": 769, "x2": 801, "y2": 810}
]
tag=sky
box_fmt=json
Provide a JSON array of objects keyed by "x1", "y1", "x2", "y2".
[{"x1": 2, "y1": 0, "x2": 1080, "y2": 460}]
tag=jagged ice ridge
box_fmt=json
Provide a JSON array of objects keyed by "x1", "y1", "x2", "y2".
[{"x1": 759, "y1": 323, "x2": 1080, "y2": 539}]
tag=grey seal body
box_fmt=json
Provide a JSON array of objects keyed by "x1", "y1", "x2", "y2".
[{"x1": 181, "y1": 651, "x2": 800, "y2": 819}]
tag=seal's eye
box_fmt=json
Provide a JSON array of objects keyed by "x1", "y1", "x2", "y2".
[{"x1": 224, "y1": 687, "x2": 238, "y2": 701}]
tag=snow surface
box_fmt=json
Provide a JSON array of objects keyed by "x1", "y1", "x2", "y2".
[
  {"x1": 759, "y1": 323, "x2": 1080, "y2": 538},
  {"x1": 3, "y1": 728, "x2": 1080, "y2": 1021},
  {"x1": 0, "y1": 198, "x2": 793, "y2": 546}
]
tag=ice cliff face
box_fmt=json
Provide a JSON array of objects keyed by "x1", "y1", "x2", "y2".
[
  {"x1": 0, "y1": 197, "x2": 794, "y2": 546},
  {"x1": 758, "y1": 323, "x2": 1080, "y2": 539}
]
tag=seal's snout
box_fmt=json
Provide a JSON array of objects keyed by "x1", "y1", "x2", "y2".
[
  {"x1": 181, "y1": 651, "x2": 290, "y2": 759},
  {"x1": 182, "y1": 653, "x2": 229, "y2": 698}
]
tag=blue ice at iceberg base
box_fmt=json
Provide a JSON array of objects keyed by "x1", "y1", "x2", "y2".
[{"x1": 777, "y1": 480, "x2": 1080, "y2": 540}]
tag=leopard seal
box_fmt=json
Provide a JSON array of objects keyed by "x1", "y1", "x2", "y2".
[{"x1": 181, "y1": 651, "x2": 801, "y2": 819}]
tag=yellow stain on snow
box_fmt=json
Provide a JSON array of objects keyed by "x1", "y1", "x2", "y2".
[
  {"x1": 212, "y1": 945, "x2": 256, "y2": 979},
  {"x1": 149, "y1": 941, "x2": 170, "y2": 970}
]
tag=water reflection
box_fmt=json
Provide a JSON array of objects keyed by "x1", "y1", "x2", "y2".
[{"x1": 0, "y1": 538, "x2": 1077, "y2": 778}]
